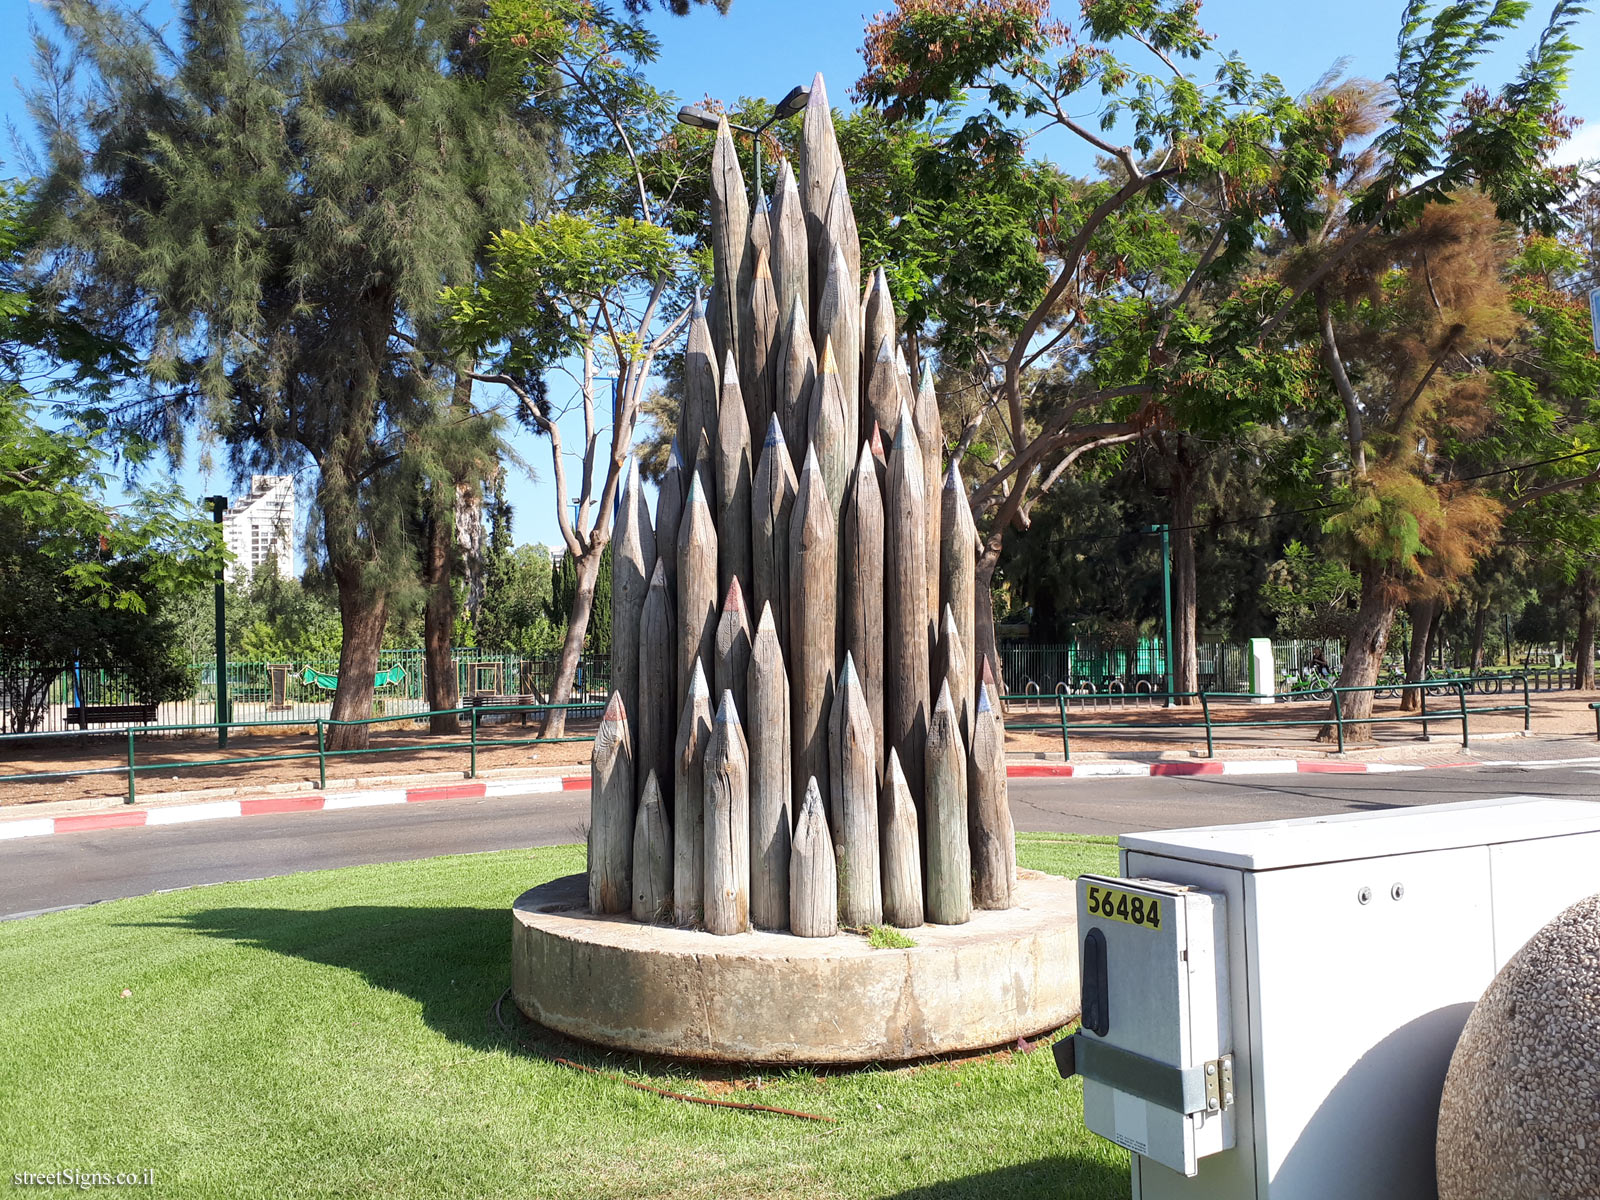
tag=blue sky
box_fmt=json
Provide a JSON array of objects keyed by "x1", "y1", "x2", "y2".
[{"x1": 5, "y1": 0, "x2": 1598, "y2": 565}]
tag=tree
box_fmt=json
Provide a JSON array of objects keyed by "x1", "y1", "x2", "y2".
[
  {"x1": 853, "y1": 0, "x2": 1584, "y2": 732},
  {"x1": 476, "y1": 543, "x2": 564, "y2": 655},
  {"x1": 31, "y1": 0, "x2": 551, "y2": 749},
  {"x1": 853, "y1": 0, "x2": 1332, "y2": 683},
  {"x1": 1268, "y1": 2, "x2": 1585, "y2": 732},
  {"x1": 1, "y1": 174, "x2": 221, "y2": 731},
  {"x1": 445, "y1": 2, "x2": 697, "y2": 735}
]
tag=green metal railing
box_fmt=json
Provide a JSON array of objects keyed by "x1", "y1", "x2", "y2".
[
  {"x1": 0, "y1": 702, "x2": 599, "y2": 804},
  {"x1": 10, "y1": 649, "x2": 614, "y2": 735},
  {"x1": 1002, "y1": 674, "x2": 1532, "y2": 761}
]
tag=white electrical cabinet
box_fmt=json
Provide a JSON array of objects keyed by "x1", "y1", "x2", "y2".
[{"x1": 1061, "y1": 796, "x2": 1600, "y2": 1200}]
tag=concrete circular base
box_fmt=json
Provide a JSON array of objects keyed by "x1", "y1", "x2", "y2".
[{"x1": 511, "y1": 869, "x2": 1081, "y2": 1064}]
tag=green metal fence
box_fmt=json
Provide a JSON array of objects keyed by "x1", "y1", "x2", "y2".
[
  {"x1": 10, "y1": 649, "x2": 611, "y2": 735},
  {"x1": 0, "y1": 701, "x2": 600, "y2": 804},
  {"x1": 1003, "y1": 674, "x2": 1532, "y2": 761}
]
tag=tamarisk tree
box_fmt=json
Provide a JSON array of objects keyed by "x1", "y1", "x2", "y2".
[
  {"x1": 30, "y1": 0, "x2": 551, "y2": 749},
  {"x1": 1271, "y1": 2, "x2": 1587, "y2": 733}
]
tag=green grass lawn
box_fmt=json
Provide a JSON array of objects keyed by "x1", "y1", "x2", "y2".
[{"x1": 0, "y1": 833, "x2": 1123, "y2": 1199}]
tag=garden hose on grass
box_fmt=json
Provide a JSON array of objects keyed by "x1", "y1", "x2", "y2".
[{"x1": 491, "y1": 988, "x2": 836, "y2": 1123}]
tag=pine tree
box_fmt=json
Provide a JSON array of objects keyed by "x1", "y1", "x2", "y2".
[{"x1": 31, "y1": 0, "x2": 555, "y2": 748}]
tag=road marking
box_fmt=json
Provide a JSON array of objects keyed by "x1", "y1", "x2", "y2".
[
  {"x1": 485, "y1": 778, "x2": 564, "y2": 795},
  {"x1": 1071, "y1": 762, "x2": 1154, "y2": 777},
  {"x1": 0, "y1": 819, "x2": 55, "y2": 840},
  {"x1": 321, "y1": 790, "x2": 407, "y2": 810},
  {"x1": 145, "y1": 800, "x2": 243, "y2": 825},
  {"x1": 1219, "y1": 761, "x2": 1298, "y2": 776},
  {"x1": 1492, "y1": 760, "x2": 1600, "y2": 771}
]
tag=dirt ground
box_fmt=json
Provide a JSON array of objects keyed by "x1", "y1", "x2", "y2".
[
  {"x1": 0, "y1": 713, "x2": 599, "y2": 807},
  {"x1": 1002, "y1": 689, "x2": 1599, "y2": 757},
  {"x1": 3, "y1": 690, "x2": 1595, "y2": 808}
]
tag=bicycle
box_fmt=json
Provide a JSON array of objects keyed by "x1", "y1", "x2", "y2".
[{"x1": 1279, "y1": 662, "x2": 1335, "y2": 702}]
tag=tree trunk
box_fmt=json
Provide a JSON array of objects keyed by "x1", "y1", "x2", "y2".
[
  {"x1": 1320, "y1": 564, "x2": 1398, "y2": 743},
  {"x1": 1399, "y1": 597, "x2": 1438, "y2": 712},
  {"x1": 1469, "y1": 603, "x2": 1489, "y2": 674},
  {"x1": 1577, "y1": 567, "x2": 1596, "y2": 692},
  {"x1": 1170, "y1": 458, "x2": 1198, "y2": 704},
  {"x1": 974, "y1": 546, "x2": 1001, "y2": 696},
  {"x1": 422, "y1": 510, "x2": 458, "y2": 734},
  {"x1": 421, "y1": 370, "x2": 477, "y2": 734},
  {"x1": 326, "y1": 565, "x2": 389, "y2": 751},
  {"x1": 540, "y1": 546, "x2": 604, "y2": 738}
]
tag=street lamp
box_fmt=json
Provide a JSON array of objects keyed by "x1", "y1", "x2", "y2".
[
  {"x1": 206, "y1": 495, "x2": 231, "y2": 748},
  {"x1": 1146, "y1": 523, "x2": 1176, "y2": 705},
  {"x1": 677, "y1": 84, "x2": 809, "y2": 201}
]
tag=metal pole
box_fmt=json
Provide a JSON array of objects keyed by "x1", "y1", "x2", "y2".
[
  {"x1": 1160, "y1": 524, "x2": 1175, "y2": 706},
  {"x1": 207, "y1": 495, "x2": 230, "y2": 749},
  {"x1": 1058, "y1": 693, "x2": 1070, "y2": 762},
  {"x1": 317, "y1": 719, "x2": 326, "y2": 790},
  {"x1": 126, "y1": 728, "x2": 136, "y2": 805}
]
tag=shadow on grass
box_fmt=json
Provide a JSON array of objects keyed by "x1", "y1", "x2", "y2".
[
  {"x1": 132, "y1": 904, "x2": 512, "y2": 1053},
  {"x1": 133, "y1": 901, "x2": 1078, "y2": 1082},
  {"x1": 882, "y1": 1154, "x2": 1128, "y2": 1200}
]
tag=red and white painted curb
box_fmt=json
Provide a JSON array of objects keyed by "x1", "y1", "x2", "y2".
[
  {"x1": 0, "y1": 775, "x2": 591, "y2": 841},
  {"x1": 1004, "y1": 758, "x2": 1447, "y2": 780},
  {"x1": 0, "y1": 754, "x2": 1576, "y2": 842}
]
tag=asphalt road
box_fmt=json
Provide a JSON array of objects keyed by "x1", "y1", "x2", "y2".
[{"x1": 2, "y1": 764, "x2": 1597, "y2": 920}]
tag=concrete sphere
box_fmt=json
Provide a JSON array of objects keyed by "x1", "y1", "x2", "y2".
[{"x1": 1437, "y1": 892, "x2": 1600, "y2": 1200}]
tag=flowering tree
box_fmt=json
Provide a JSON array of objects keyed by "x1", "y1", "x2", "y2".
[{"x1": 852, "y1": 0, "x2": 1585, "y2": 727}]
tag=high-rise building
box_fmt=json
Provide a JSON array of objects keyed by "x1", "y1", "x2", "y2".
[{"x1": 222, "y1": 475, "x2": 295, "y2": 583}]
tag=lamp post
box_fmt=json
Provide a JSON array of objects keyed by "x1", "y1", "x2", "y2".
[
  {"x1": 676, "y1": 84, "x2": 809, "y2": 201},
  {"x1": 1147, "y1": 523, "x2": 1176, "y2": 704},
  {"x1": 206, "y1": 495, "x2": 230, "y2": 748}
]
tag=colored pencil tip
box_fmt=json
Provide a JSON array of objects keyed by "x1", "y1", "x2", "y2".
[
  {"x1": 819, "y1": 335, "x2": 837, "y2": 374},
  {"x1": 893, "y1": 401, "x2": 916, "y2": 448},
  {"x1": 685, "y1": 470, "x2": 707, "y2": 506}
]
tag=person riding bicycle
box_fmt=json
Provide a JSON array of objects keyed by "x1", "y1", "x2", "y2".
[{"x1": 1309, "y1": 648, "x2": 1332, "y2": 679}]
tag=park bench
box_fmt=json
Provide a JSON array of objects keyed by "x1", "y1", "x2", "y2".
[
  {"x1": 65, "y1": 702, "x2": 161, "y2": 729},
  {"x1": 1591, "y1": 701, "x2": 1600, "y2": 740}
]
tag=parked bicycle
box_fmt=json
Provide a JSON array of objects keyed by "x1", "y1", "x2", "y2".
[{"x1": 1278, "y1": 660, "x2": 1335, "y2": 701}]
